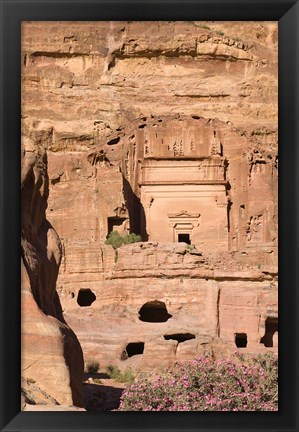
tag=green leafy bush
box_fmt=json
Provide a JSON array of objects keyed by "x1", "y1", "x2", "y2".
[
  {"x1": 105, "y1": 231, "x2": 124, "y2": 248},
  {"x1": 105, "y1": 231, "x2": 142, "y2": 249},
  {"x1": 119, "y1": 369, "x2": 135, "y2": 384},
  {"x1": 86, "y1": 360, "x2": 100, "y2": 374},
  {"x1": 118, "y1": 353, "x2": 278, "y2": 411},
  {"x1": 122, "y1": 233, "x2": 143, "y2": 244},
  {"x1": 106, "y1": 365, "x2": 135, "y2": 384},
  {"x1": 106, "y1": 365, "x2": 122, "y2": 380}
]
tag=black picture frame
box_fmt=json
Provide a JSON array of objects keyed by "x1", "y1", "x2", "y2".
[{"x1": 0, "y1": 0, "x2": 298, "y2": 431}]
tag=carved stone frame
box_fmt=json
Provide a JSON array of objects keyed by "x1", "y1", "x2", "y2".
[{"x1": 168, "y1": 211, "x2": 201, "y2": 242}]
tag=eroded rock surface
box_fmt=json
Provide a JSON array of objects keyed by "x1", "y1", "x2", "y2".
[
  {"x1": 22, "y1": 21, "x2": 278, "y2": 375},
  {"x1": 59, "y1": 242, "x2": 277, "y2": 369},
  {"x1": 21, "y1": 138, "x2": 85, "y2": 407}
]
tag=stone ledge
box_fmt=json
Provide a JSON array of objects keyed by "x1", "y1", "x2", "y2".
[{"x1": 107, "y1": 268, "x2": 277, "y2": 281}]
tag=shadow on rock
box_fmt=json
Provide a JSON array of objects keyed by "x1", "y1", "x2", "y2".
[{"x1": 84, "y1": 383, "x2": 124, "y2": 411}]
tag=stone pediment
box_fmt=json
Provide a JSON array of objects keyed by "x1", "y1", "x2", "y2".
[{"x1": 167, "y1": 210, "x2": 200, "y2": 219}]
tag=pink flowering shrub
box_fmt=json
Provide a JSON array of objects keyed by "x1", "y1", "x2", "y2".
[{"x1": 117, "y1": 353, "x2": 278, "y2": 411}]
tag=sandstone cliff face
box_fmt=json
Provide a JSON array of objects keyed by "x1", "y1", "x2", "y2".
[
  {"x1": 22, "y1": 21, "x2": 278, "y2": 372},
  {"x1": 21, "y1": 137, "x2": 85, "y2": 407},
  {"x1": 59, "y1": 242, "x2": 277, "y2": 369}
]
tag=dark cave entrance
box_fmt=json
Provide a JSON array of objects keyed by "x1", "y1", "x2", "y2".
[
  {"x1": 260, "y1": 317, "x2": 278, "y2": 347},
  {"x1": 107, "y1": 217, "x2": 127, "y2": 236},
  {"x1": 235, "y1": 333, "x2": 247, "y2": 348},
  {"x1": 138, "y1": 301, "x2": 172, "y2": 323},
  {"x1": 164, "y1": 333, "x2": 196, "y2": 343},
  {"x1": 121, "y1": 342, "x2": 145, "y2": 359},
  {"x1": 178, "y1": 233, "x2": 191, "y2": 244},
  {"x1": 77, "y1": 289, "x2": 96, "y2": 307}
]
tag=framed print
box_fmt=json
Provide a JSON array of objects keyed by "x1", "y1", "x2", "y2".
[{"x1": 0, "y1": 0, "x2": 298, "y2": 431}]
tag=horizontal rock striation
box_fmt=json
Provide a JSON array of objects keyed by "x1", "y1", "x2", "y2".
[
  {"x1": 58, "y1": 242, "x2": 277, "y2": 369},
  {"x1": 22, "y1": 21, "x2": 278, "y2": 374}
]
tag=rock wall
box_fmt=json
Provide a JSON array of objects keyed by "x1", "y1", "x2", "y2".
[
  {"x1": 21, "y1": 136, "x2": 85, "y2": 407},
  {"x1": 22, "y1": 21, "x2": 278, "y2": 371},
  {"x1": 58, "y1": 242, "x2": 277, "y2": 369}
]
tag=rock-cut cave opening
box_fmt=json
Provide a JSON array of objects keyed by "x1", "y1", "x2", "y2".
[
  {"x1": 235, "y1": 332, "x2": 247, "y2": 348},
  {"x1": 107, "y1": 217, "x2": 127, "y2": 236},
  {"x1": 164, "y1": 333, "x2": 196, "y2": 343},
  {"x1": 178, "y1": 233, "x2": 191, "y2": 244},
  {"x1": 260, "y1": 317, "x2": 278, "y2": 347},
  {"x1": 121, "y1": 342, "x2": 145, "y2": 360},
  {"x1": 138, "y1": 300, "x2": 172, "y2": 323},
  {"x1": 77, "y1": 288, "x2": 96, "y2": 307}
]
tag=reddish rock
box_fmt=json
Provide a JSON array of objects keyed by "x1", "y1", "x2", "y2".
[
  {"x1": 21, "y1": 21, "x2": 278, "y2": 379},
  {"x1": 21, "y1": 142, "x2": 85, "y2": 407}
]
